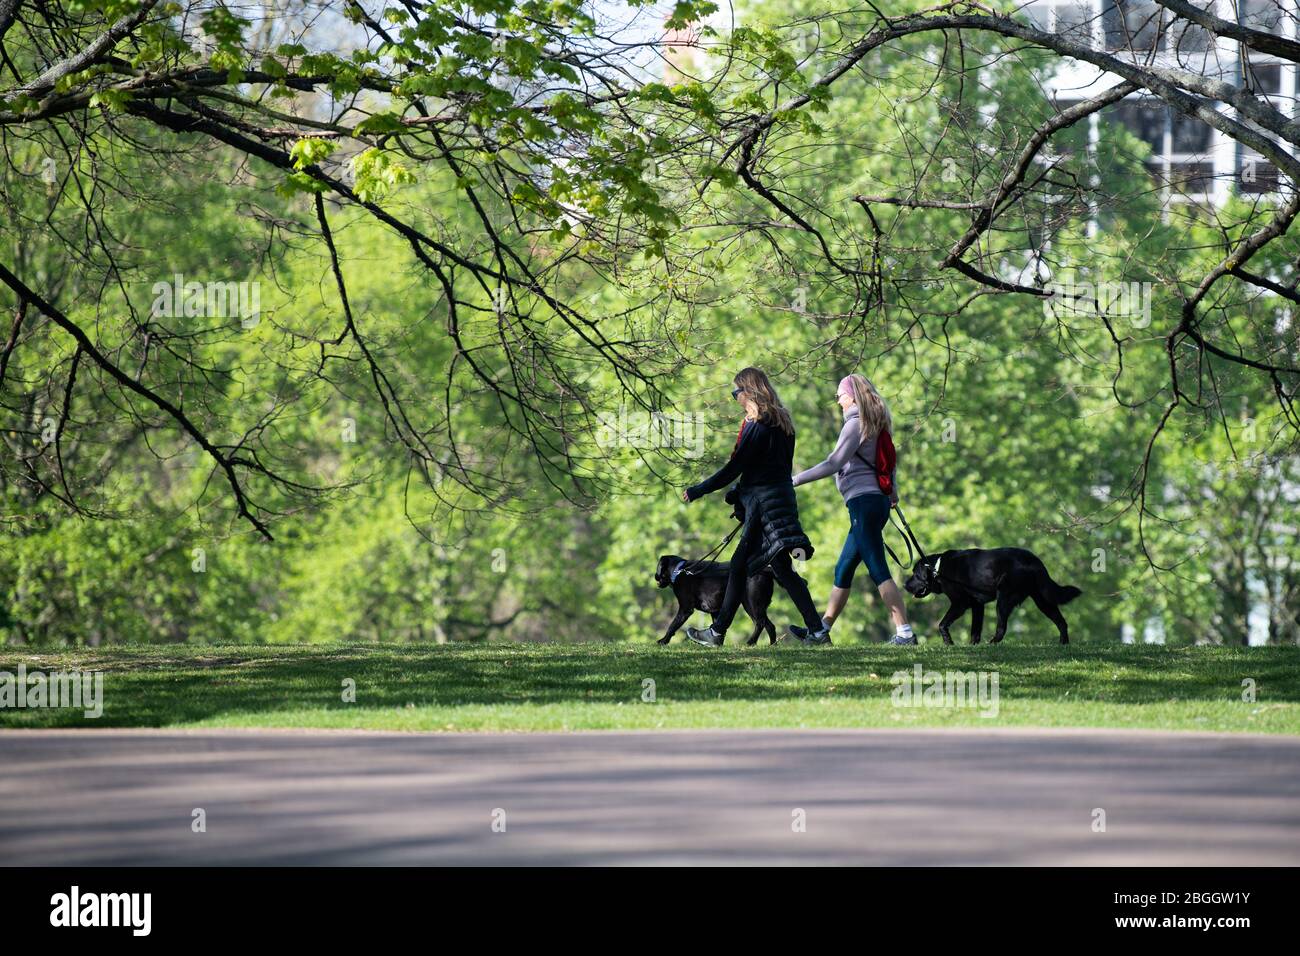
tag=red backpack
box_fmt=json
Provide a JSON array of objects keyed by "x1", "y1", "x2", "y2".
[{"x1": 856, "y1": 428, "x2": 896, "y2": 496}]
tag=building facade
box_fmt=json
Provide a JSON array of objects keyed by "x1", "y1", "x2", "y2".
[{"x1": 1024, "y1": 0, "x2": 1296, "y2": 204}]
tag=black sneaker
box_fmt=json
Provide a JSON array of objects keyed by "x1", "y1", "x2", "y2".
[
  {"x1": 806, "y1": 626, "x2": 833, "y2": 646},
  {"x1": 685, "y1": 625, "x2": 724, "y2": 647},
  {"x1": 787, "y1": 624, "x2": 833, "y2": 646}
]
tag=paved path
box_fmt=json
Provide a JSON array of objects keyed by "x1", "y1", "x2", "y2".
[{"x1": 2, "y1": 728, "x2": 1298, "y2": 865}]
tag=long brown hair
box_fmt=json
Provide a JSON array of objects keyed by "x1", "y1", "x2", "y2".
[
  {"x1": 844, "y1": 372, "x2": 892, "y2": 440},
  {"x1": 734, "y1": 367, "x2": 794, "y2": 436}
]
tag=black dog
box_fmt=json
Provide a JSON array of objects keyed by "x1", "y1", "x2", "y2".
[
  {"x1": 903, "y1": 547, "x2": 1082, "y2": 645},
  {"x1": 654, "y1": 554, "x2": 777, "y2": 646}
]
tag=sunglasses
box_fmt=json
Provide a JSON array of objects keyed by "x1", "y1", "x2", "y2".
[{"x1": 731, "y1": 386, "x2": 744, "y2": 399}]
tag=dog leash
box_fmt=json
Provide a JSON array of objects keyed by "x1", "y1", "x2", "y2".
[
  {"x1": 894, "y1": 504, "x2": 927, "y2": 557},
  {"x1": 675, "y1": 521, "x2": 744, "y2": 578},
  {"x1": 886, "y1": 503, "x2": 928, "y2": 569},
  {"x1": 679, "y1": 500, "x2": 926, "y2": 576}
]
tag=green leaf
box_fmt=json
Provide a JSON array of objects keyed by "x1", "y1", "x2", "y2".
[
  {"x1": 88, "y1": 89, "x2": 131, "y2": 113},
  {"x1": 354, "y1": 112, "x2": 407, "y2": 136},
  {"x1": 289, "y1": 138, "x2": 339, "y2": 171}
]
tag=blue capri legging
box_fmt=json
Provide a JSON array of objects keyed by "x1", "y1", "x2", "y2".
[{"x1": 833, "y1": 493, "x2": 893, "y2": 589}]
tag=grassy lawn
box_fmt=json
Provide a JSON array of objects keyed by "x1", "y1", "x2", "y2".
[{"x1": 1, "y1": 642, "x2": 1297, "y2": 734}]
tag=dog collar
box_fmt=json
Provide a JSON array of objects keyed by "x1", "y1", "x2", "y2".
[{"x1": 669, "y1": 559, "x2": 688, "y2": 583}]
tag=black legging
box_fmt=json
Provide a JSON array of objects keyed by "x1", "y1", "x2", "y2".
[{"x1": 713, "y1": 516, "x2": 825, "y2": 635}]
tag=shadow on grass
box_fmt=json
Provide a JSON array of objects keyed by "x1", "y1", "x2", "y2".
[{"x1": 0, "y1": 642, "x2": 1296, "y2": 728}]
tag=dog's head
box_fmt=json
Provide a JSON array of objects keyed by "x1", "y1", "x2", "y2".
[
  {"x1": 904, "y1": 556, "x2": 943, "y2": 598},
  {"x1": 655, "y1": 554, "x2": 684, "y2": 589}
]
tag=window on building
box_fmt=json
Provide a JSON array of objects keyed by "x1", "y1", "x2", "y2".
[
  {"x1": 1109, "y1": 99, "x2": 1167, "y2": 152},
  {"x1": 1106, "y1": 99, "x2": 1228, "y2": 198},
  {"x1": 1054, "y1": 1, "x2": 1099, "y2": 41},
  {"x1": 1024, "y1": 1, "x2": 1100, "y2": 40},
  {"x1": 1241, "y1": 153, "x2": 1281, "y2": 193},
  {"x1": 1103, "y1": 0, "x2": 1214, "y2": 53},
  {"x1": 1164, "y1": 12, "x2": 1212, "y2": 53},
  {"x1": 1244, "y1": 60, "x2": 1283, "y2": 97},
  {"x1": 1168, "y1": 161, "x2": 1216, "y2": 194},
  {"x1": 1104, "y1": 0, "x2": 1162, "y2": 51},
  {"x1": 1171, "y1": 110, "x2": 1213, "y2": 154},
  {"x1": 1241, "y1": 0, "x2": 1285, "y2": 32}
]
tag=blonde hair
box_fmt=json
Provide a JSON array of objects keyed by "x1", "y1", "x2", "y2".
[
  {"x1": 734, "y1": 367, "x2": 794, "y2": 436},
  {"x1": 843, "y1": 373, "x2": 892, "y2": 440}
]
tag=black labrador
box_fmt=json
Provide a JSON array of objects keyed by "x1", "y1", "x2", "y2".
[
  {"x1": 654, "y1": 554, "x2": 777, "y2": 646},
  {"x1": 903, "y1": 547, "x2": 1082, "y2": 644}
]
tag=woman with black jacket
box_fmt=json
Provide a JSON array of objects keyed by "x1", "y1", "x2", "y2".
[{"x1": 679, "y1": 367, "x2": 830, "y2": 646}]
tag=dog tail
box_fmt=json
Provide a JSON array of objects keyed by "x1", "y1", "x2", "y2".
[{"x1": 1043, "y1": 574, "x2": 1082, "y2": 605}]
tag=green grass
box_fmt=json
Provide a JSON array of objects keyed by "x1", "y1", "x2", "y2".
[{"x1": 1, "y1": 642, "x2": 1297, "y2": 734}]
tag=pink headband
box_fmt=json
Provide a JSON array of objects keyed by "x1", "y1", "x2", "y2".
[{"x1": 838, "y1": 375, "x2": 855, "y2": 396}]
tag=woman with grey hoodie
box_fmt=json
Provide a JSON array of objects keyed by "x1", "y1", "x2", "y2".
[{"x1": 789, "y1": 373, "x2": 917, "y2": 645}]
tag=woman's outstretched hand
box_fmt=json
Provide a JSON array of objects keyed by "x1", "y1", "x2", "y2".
[{"x1": 681, "y1": 489, "x2": 691, "y2": 502}]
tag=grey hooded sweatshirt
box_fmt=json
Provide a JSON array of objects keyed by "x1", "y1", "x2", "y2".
[{"x1": 791, "y1": 406, "x2": 892, "y2": 503}]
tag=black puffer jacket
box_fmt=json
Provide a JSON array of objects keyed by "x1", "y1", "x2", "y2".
[{"x1": 686, "y1": 418, "x2": 815, "y2": 574}]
